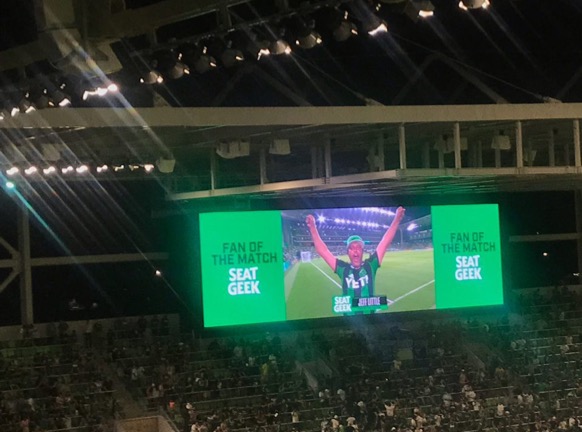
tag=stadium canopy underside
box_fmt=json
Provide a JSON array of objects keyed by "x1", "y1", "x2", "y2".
[{"x1": 3, "y1": 103, "x2": 582, "y2": 200}]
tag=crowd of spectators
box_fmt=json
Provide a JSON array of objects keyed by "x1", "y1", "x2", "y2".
[
  {"x1": 1, "y1": 288, "x2": 582, "y2": 432},
  {"x1": 115, "y1": 288, "x2": 582, "y2": 432},
  {"x1": 0, "y1": 326, "x2": 116, "y2": 432}
]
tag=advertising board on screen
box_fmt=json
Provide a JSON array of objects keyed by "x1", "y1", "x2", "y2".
[{"x1": 199, "y1": 204, "x2": 504, "y2": 327}]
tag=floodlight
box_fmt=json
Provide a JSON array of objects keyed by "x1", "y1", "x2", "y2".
[
  {"x1": 141, "y1": 70, "x2": 164, "y2": 84},
  {"x1": 269, "y1": 39, "x2": 292, "y2": 55},
  {"x1": 6, "y1": 167, "x2": 19, "y2": 176},
  {"x1": 368, "y1": 22, "x2": 388, "y2": 36},
  {"x1": 459, "y1": 0, "x2": 490, "y2": 10},
  {"x1": 318, "y1": 8, "x2": 358, "y2": 42},
  {"x1": 178, "y1": 43, "x2": 217, "y2": 74}
]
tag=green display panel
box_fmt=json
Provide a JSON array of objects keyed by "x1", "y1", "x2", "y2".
[
  {"x1": 199, "y1": 211, "x2": 286, "y2": 327},
  {"x1": 199, "y1": 204, "x2": 504, "y2": 327},
  {"x1": 432, "y1": 204, "x2": 504, "y2": 309}
]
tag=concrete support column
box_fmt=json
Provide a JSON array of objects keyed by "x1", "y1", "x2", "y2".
[
  {"x1": 515, "y1": 120, "x2": 523, "y2": 169},
  {"x1": 574, "y1": 120, "x2": 581, "y2": 168},
  {"x1": 398, "y1": 124, "x2": 407, "y2": 170},
  {"x1": 576, "y1": 190, "x2": 582, "y2": 284},
  {"x1": 210, "y1": 147, "x2": 217, "y2": 190},
  {"x1": 259, "y1": 147, "x2": 267, "y2": 185},
  {"x1": 548, "y1": 130, "x2": 555, "y2": 167},
  {"x1": 324, "y1": 136, "x2": 332, "y2": 181},
  {"x1": 453, "y1": 122, "x2": 462, "y2": 169},
  {"x1": 18, "y1": 206, "x2": 33, "y2": 326}
]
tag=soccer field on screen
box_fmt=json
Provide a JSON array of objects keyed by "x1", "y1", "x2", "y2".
[{"x1": 285, "y1": 249, "x2": 435, "y2": 320}]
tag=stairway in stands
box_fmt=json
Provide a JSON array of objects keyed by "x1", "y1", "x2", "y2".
[{"x1": 94, "y1": 350, "x2": 146, "y2": 419}]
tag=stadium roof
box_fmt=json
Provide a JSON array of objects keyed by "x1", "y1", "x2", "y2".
[{"x1": 0, "y1": 1, "x2": 581, "y2": 201}]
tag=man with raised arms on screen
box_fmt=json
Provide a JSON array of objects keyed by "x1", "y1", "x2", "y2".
[{"x1": 305, "y1": 207, "x2": 405, "y2": 300}]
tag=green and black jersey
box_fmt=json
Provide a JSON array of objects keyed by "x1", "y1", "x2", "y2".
[{"x1": 335, "y1": 252, "x2": 380, "y2": 298}]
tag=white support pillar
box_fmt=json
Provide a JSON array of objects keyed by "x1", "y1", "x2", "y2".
[
  {"x1": 210, "y1": 147, "x2": 217, "y2": 190},
  {"x1": 324, "y1": 136, "x2": 332, "y2": 181},
  {"x1": 18, "y1": 206, "x2": 33, "y2": 326},
  {"x1": 574, "y1": 120, "x2": 581, "y2": 168},
  {"x1": 398, "y1": 124, "x2": 407, "y2": 170},
  {"x1": 576, "y1": 190, "x2": 582, "y2": 284},
  {"x1": 422, "y1": 142, "x2": 430, "y2": 168},
  {"x1": 259, "y1": 147, "x2": 267, "y2": 185},
  {"x1": 377, "y1": 132, "x2": 385, "y2": 171},
  {"x1": 548, "y1": 130, "x2": 555, "y2": 167},
  {"x1": 453, "y1": 122, "x2": 462, "y2": 169},
  {"x1": 515, "y1": 120, "x2": 523, "y2": 169},
  {"x1": 310, "y1": 146, "x2": 317, "y2": 178}
]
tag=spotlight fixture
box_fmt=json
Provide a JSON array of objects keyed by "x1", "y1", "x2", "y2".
[
  {"x1": 207, "y1": 38, "x2": 244, "y2": 68},
  {"x1": 140, "y1": 70, "x2": 164, "y2": 85},
  {"x1": 51, "y1": 89, "x2": 72, "y2": 107},
  {"x1": 76, "y1": 165, "x2": 89, "y2": 174},
  {"x1": 24, "y1": 166, "x2": 38, "y2": 175},
  {"x1": 18, "y1": 95, "x2": 36, "y2": 114},
  {"x1": 246, "y1": 34, "x2": 272, "y2": 60},
  {"x1": 6, "y1": 167, "x2": 19, "y2": 176},
  {"x1": 412, "y1": 0, "x2": 435, "y2": 18},
  {"x1": 288, "y1": 17, "x2": 322, "y2": 49},
  {"x1": 350, "y1": 0, "x2": 388, "y2": 35},
  {"x1": 43, "y1": 166, "x2": 57, "y2": 175},
  {"x1": 317, "y1": 7, "x2": 358, "y2": 42},
  {"x1": 143, "y1": 164, "x2": 155, "y2": 173},
  {"x1": 269, "y1": 39, "x2": 292, "y2": 55},
  {"x1": 61, "y1": 166, "x2": 74, "y2": 174},
  {"x1": 82, "y1": 82, "x2": 119, "y2": 100},
  {"x1": 459, "y1": 0, "x2": 490, "y2": 10},
  {"x1": 179, "y1": 43, "x2": 217, "y2": 74},
  {"x1": 151, "y1": 50, "x2": 190, "y2": 80},
  {"x1": 367, "y1": 20, "x2": 388, "y2": 36},
  {"x1": 28, "y1": 86, "x2": 51, "y2": 109},
  {"x1": 113, "y1": 164, "x2": 125, "y2": 172},
  {"x1": 96, "y1": 164, "x2": 109, "y2": 173}
]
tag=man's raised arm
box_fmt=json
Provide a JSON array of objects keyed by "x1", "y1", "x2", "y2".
[
  {"x1": 376, "y1": 206, "x2": 406, "y2": 263},
  {"x1": 306, "y1": 215, "x2": 337, "y2": 271}
]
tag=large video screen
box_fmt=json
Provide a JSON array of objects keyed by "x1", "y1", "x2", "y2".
[{"x1": 199, "y1": 204, "x2": 503, "y2": 327}]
